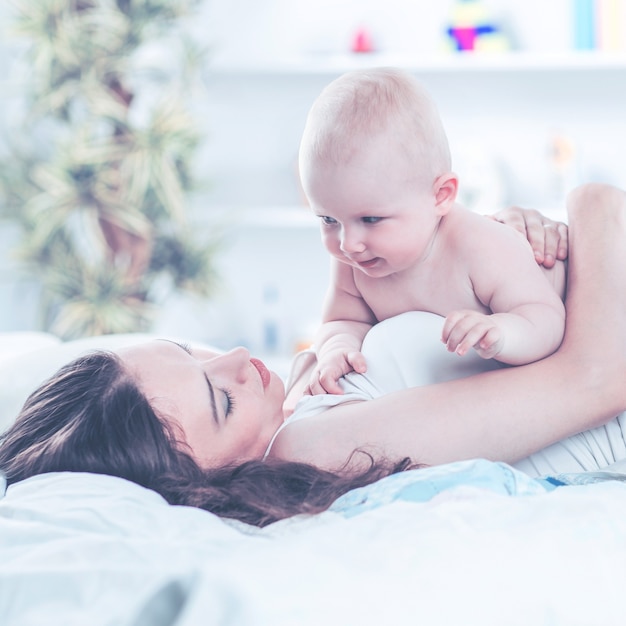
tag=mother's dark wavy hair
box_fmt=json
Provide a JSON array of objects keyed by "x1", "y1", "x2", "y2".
[{"x1": 0, "y1": 351, "x2": 412, "y2": 527}]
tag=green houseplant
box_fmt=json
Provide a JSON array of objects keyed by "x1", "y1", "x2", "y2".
[{"x1": 0, "y1": 0, "x2": 219, "y2": 338}]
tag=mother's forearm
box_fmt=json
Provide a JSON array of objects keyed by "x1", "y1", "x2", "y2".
[
  {"x1": 559, "y1": 184, "x2": 626, "y2": 418},
  {"x1": 296, "y1": 347, "x2": 618, "y2": 472}
]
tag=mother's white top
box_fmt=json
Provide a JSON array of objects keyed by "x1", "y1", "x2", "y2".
[{"x1": 265, "y1": 312, "x2": 626, "y2": 477}]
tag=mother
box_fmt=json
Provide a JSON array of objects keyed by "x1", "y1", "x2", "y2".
[{"x1": 1, "y1": 183, "x2": 626, "y2": 527}]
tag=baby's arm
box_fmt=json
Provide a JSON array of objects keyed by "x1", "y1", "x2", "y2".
[
  {"x1": 308, "y1": 261, "x2": 376, "y2": 395},
  {"x1": 442, "y1": 217, "x2": 565, "y2": 365},
  {"x1": 309, "y1": 319, "x2": 372, "y2": 394}
]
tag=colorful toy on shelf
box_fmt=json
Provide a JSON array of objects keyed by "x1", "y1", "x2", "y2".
[
  {"x1": 445, "y1": 0, "x2": 510, "y2": 53},
  {"x1": 351, "y1": 26, "x2": 375, "y2": 53},
  {"x1": 596, "y1": 0, "x2": 624, "y2": 51},
  {"x1": 572, "y1": 0, "x2": 626, "y2": 52},
  {"x1": 573, "y1": 0, "x2": 595, "y2": 50}
]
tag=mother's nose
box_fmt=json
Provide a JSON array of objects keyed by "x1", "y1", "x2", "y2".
[{"x1": 204, "y1": 347, "x2": 251, "y2": 381}]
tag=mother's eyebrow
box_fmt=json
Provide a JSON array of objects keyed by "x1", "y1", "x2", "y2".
[{"x1": 158, "y1": 339, "x2": 219, "y2": 426}]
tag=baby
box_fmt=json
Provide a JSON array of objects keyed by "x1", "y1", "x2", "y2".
[{"x1": 298, "y1": 67, "x2": 566, "y2": 395}]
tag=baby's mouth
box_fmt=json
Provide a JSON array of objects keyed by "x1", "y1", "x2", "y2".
[{"x1": 355, "y1": 257, "x2": 380, "y2": 269}]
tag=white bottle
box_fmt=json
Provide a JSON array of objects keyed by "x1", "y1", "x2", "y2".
[{"x1": 262, "y1": 284, "x2": 280, "y2": 354}]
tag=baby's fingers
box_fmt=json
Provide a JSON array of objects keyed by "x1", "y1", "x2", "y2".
[
  {"x1": 305, "y1": 369, "x2": 324, "y2": 395},
  {"x1": 441, "y1": 311, "x2": 461, "y2": 345},
  {"x1": 316, "y1": 367, "x2": 346, "y2": 395},
  {"x1": 472, "y1": 327, "x2": 503, "y2": 359},
  {"x1": 451, "y1": 324, "x2": 491, "y2": 357},
  {"x1": 306, "y1": 377, "x2": 326, "y2": 396},
  {"x1": 305, "y1": 365, "x2": 339, "y2": 395},
  {"x1": 444, "y1": 312, "x2": 490, "y2": 356},
  {"x1": 346, "y1": 351, "x2": 367, "y2": 374},
  {"x1": 442, "y1": 310, "x2": 476, "y2": 351}
]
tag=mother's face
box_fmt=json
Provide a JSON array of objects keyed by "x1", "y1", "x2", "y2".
[{"x1": 116, "y1": 340, "x2": 286, "y2": 467}]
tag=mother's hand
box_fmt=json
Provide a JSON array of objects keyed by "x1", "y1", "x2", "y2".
[{"x1": 488, "y1": 206, "x2": 568, "y2": 268}]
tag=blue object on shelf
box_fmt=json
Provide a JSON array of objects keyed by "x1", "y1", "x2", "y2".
[{"x1": 573, "y1": 0, "x2": 596, "y2": 50}]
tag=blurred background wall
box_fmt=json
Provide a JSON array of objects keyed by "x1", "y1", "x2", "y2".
[{"x1": 1, "y1": 0, "x2": 625, "y2": 369}]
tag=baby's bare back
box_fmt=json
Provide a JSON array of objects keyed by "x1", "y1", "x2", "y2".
[{"x1": 354, "y1": 206, "x2": 566, "y2": 323}]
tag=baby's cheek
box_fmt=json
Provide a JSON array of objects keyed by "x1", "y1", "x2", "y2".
[
  {"x1": 324, "y1": 239, "x2": 344, "y2": 259},
  {"x1": 321, "y1": 232, "x2": 337, "y2": 250}
]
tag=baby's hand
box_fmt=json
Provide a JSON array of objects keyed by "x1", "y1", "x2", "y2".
[
  {"x1": 306, "y1": 348, "x2": 367, "y2": 395},
  {"x1": 442, "y1": 310, "x2": 504, "y2": 360}
]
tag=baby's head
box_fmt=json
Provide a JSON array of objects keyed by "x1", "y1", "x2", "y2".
[
  {"x1": 299, "y1": 68, "x2": 458, "y2": 278},
  {"x1": 299, "y1": 67, "x2": 452, "y2": 199}
]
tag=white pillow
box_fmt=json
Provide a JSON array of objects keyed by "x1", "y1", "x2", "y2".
[
  {"x1": 0, "y1": 331, "x2": 62, "y2": 363},
  {"x1": 0, "y1": 333, "x2": 160, "y2": 433}
]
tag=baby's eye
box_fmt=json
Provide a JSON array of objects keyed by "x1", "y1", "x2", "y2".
[
  {"x1": 319, "y1": 216, "x2": 337, "y2": 225},
  {"x1": 362, "y1": 216, "x2": 383, "y2": 224}
]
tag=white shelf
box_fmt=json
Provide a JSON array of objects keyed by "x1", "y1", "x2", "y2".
[
  {"x1": 208, "y1": 50, "x2": 626, "y2": 77},
  {"x1": 199, "y1": 205, "x2": 318, "y2": 230},
  {"x1": 234, "y1": 206, "x2": 317, "y2": 229},
  {"x1": 200, "y1": 204, "x2": 568, "y2": 230}
]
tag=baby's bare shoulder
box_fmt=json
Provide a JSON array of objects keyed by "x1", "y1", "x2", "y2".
[
  {"x1": 447, "y1": 204, "x2": 498, "y2": 230},
  {"x1": 446, "y1": 205, "x2": 526, "y2": 251}
]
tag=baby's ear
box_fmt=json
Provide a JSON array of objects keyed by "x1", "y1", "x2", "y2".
[{"x1": 433, "y1": 173, "x2": 458, "y2": 215}]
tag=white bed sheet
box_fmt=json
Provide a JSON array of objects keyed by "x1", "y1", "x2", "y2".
[
  {"x1": 2, "y1": 332, "x2": 626, "y2": 624},
  {"x1": 1, "y1": 462, "x2": 626, "y2": 626}
]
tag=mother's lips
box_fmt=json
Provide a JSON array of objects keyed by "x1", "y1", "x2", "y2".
[{"x1": 250, "y1": 358, "x2": 270, "y2": 389}]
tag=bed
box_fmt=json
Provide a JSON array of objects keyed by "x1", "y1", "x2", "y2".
[{"x1": 1, "y1": 332, "x2": 626, "y2": 625}]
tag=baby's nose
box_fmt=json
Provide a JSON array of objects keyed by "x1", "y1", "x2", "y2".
[{"x1": 340, "y1": 228, "x2": 365, "y2": 253}]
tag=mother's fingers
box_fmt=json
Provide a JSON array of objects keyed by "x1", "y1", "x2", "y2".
[
  {"x1": 488, "y1": 206, "x2": 530, "y2": 237},
  {"x1": 489, "y1": 206, "x2": 569, "y2": 267},
  {"x1": 539, "y1": 222, "x2": 569, "y2": 267},
  {"x1": 554, "y1": 222, "x2": 569, "y2": 260}
]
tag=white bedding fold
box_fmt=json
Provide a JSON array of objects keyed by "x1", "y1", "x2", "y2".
[{"x1": 2, "y1": 466, "x2": 626, "y2": 625}]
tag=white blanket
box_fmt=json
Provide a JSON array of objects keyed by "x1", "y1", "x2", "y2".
[
  {"x1": 2, "y1": 330, "x2": 626, "y2": 625},
  {"x1": 1, "y1": 463, "x2": 626, "y2": 626}
]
